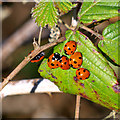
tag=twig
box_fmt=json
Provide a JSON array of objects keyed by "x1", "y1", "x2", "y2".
[
  {"x1": 75, "y1": 95, "x2": 81, "y2": 119},
  {"x1": 79, "y1": 24, "x2": 103, "y2": 40},
  {"x1": 103, "y1": 110, "x2": 117, "y2": 120},
  {"x1": 1, "y1": 20, "x2": 38, "y2": 62},
  {"x1": 38, "y1": 27, "x2": 42, "y2": 46},
  {"x1": 0, "y1": 37, "x2": 65, "y2": 91},
  {"x1": 0, "y1": 78, "x2": 61, "y2": 98}
]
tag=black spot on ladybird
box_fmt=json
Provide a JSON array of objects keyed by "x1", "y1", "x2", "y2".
[
  {"x1": 73, "y1": 45, "x2": 75, "y2": 47},
  {"x1": 83, "y1": 69, "x2": 86, "y2": 72},
  {"x1": 51, "y1": 63, "x2": 54, "y2": 66},
  {"x1": 78, "y1": 72, "x2": 80, "y2": 75},
  {"x1": 70, "y1": 64, "x2": 72, "y2": 67},
  {"x1": 59, "y1": 60, "x2": 62, "y2": 63},
  {"x1": 57, "y1": 64, "x2": 58, "y2": 66},
  {"x1": 80, "y1": 78, "x2": 82, "y2": 80},
  {"x1": 70, "y1": 58, "x2": 72, "y2": 61},
  {"x1": 48, "y1": 59, "x2": 50, "y2": 62},
  {"x1": 64, "y1": 62, "x2": 67, "y2": 65},
  {"x1": 74, "y1": 61, "x2": 77, "y2": 64},
  {"x1": 61, "y1": 65, "x2": 63, "y2": 67},
  {"x1": 79, "y1": 57, "x2": 82, "y2": 59},
  {"x1": 65, "y1": 45, "x2": 67, "y2": 47}
]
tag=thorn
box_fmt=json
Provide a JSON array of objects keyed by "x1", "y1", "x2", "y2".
[
  {"x1": 91, "y1": 33, "x2": 94, "y2": 36},
  {"x1": 95, "y1": 36, "x2": 97, "y2": 39},
  {"x1": 47, "y1": 92, "x2": 52, "y2": 98},
  {"x1": 33, "y1": 37, "x2": 39, "y2": 50}
]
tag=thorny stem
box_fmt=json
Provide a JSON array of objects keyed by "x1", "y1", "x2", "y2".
[
  {"x1": 0, "y1": 37, "x2": 65, "y2": 91},
  {"x1": 79, "y1": 24, "x2": 103, "y2": 40}
]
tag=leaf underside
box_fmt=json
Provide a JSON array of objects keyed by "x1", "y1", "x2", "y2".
[
  {"x1": 98, "y1": 21, "x2": 120, "y2": 65},
  {"x1": 38, "y1": 30, "x2": 119, "y2": 111},
  {"x1": 79, "y1": 1, "x2": 119, "y2": 23}
]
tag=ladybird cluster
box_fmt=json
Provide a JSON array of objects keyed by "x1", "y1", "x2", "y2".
[{"x1": 47, "y1": 41, "x2": 90, "y2": 80}]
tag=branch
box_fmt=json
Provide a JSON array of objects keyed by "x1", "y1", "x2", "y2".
[
  {"x1": 0, "y1": 78, "x2": 61, "y2": 98},
  {"x1": 0, "y1": 37, "x2": 65, "y2": 91},
  {"x1": 79, "y1": 24, "x2": 103, "y2": 40}
]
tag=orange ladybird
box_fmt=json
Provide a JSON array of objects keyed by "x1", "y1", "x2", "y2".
[
  {"x1": 47, "y1": 53, "x2": 60, "y2": 69},
  {"x1": 76, "y1": 68, "x2": 90, "y2": 80},
  {"x1": 58, "y1": 55, "x2": 70, "y2": 70},
  {"x1": 69, "y1": 52, "x2": 82, "y2": 69},
  {"x1": 64, "y1": 41, "x2": 77, "y2": 55}
]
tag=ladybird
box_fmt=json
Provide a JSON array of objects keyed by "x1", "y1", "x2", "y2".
[
  {"x1": 58, "y1": 55, "x2": 70, "y2": 70},
  {"x1": 30, "y1": 50, "x2": 45, "y2": 63},
  {"x1": 64, "y1": 41, "x2": 77, "y2": 55},
  {"x1": 47, "y1": 53, "x2": 60, "y2": 69},
  {"x1": 69, "y1": 52, "x2": 82, "y2": 69},
  {"x1": 76, "y1": 68, "x2": 90, "y2": 80}
]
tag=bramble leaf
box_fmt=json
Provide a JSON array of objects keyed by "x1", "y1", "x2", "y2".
[
  {"x1": 32, "y1": 2, "x2": 59, "y2": 27},
  {"x1": 54, "y1": 2, "x2": 77, "y2": 15},
  {"x1": 78, "y1": 1, "x2": 120, "y2": 23},
  {"x1": 98, "y1": 21, "x2": 120, "y2": 65},
  {"x1": 32, "y1": 1, "x2": 75, "y2": 27},
  {"x1": 38, "y1": 30, "x2": 119, "y2": 111}
]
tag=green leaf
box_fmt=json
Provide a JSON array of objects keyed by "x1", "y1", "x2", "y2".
[
  {"x1": 38, "y1": 30, "x2": 119, "y2": 111},
  {"x1": 31, "y1": 1, "x2": 75, "y2": 27},
  {"x1": 78, "y1": 1, "x2": 120, "y2": 23},
  {"x1": 54, "y1": 2, "x2": 77, "y2": 15},
  {"x1": 98, "y1": 21, "x2": 120, "y2": 65},
  {"x1": 32, "y1": 2, "x2": 59, "y2": 27}
]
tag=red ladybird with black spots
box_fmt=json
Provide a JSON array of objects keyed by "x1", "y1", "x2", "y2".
[
  {"x1": 58, "y1": 55, "x2": 70, "y2": 70},
  {"x1": 30, "y1": 50, "x2": 45, "y2": 63},
  {"x1": 69, "y1": 52, "x2": 82, "y2": 69},
  {"x1": 76, "y1": 68, "x2": 90, "y2": 80},
  {"x1": 64, "y1": 41, "x2": 77, "y2": 55},
  {"x1": 47, "y1": 52, "x2": 60, "y2": 69}
]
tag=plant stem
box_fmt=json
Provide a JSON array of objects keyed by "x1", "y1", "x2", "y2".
[
  {"x1": 75, "y1": 95, "x2": 81, "y2": 119},
  {"x1": 38, "y1": 27, "x2": 42, "y2": 46},
  {"x1": 79, "y1": 24, "x2": 103, "y2": 40},
  {"x1": 0, "y1": 37, "x2": 65, "y2": 91}
]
